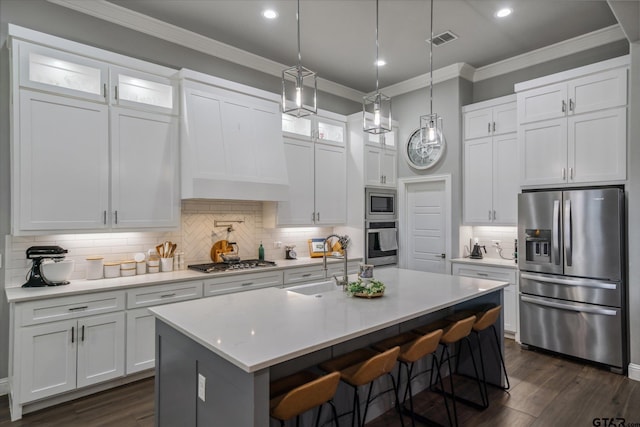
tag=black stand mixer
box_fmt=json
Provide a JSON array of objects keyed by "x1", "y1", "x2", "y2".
[{"x1": 23, "y1": 246, "x2": 69, "y2": 287}]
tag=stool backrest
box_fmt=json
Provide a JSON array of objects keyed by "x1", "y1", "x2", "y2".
[
  {"x1": 271, "y1": 371, "x2": 341, "y2": 421},
  {"x1": 403, "y1": 329, "x2": 443, "y2": 363},
  {"x1": 473, "y1": 305, "x2": 502, "y2": 332},
  {"x1": 441, "y1": 315, "x2": 476, "y2": 344},
  {"x1": 350, "y1": 346, "x2": 400, "y2": 385}
]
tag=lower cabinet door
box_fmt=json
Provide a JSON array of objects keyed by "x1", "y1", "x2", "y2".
[
  {"x1": 76, "y1": 312, "x2": 125, "y2": 388},
  {"x1": 20, "y1": 319, "x2": 77, "y2": 402},
  {"x1": 503, "y1": 284, "x2": 517, "y2": 333},
  {"x1": 126, "y1": 308, "x2": 156, "y2": 374}
]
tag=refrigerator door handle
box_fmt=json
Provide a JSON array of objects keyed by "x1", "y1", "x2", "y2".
[
  {"x1": 552, "y1": 200, "x2": 561, "y2": 265},
  {"x1": 520, "y1": 273, "x2": 617, "y2": 290},
  {"x1": 564, "y1": 199, "x2": 572, "y2": 266},
  {"x1": 521, "y1": 295, "x2": 617, "y2": 316}
]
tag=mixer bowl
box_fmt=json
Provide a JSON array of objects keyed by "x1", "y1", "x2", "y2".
[{"x1": 41, "y1": 259, "x2": 75, "y2": 283}]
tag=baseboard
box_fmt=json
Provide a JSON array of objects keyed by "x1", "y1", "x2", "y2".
[
  {"x1": 628, "y1": 363, "x2": 640, "y2": 381},
  {"x1": 0, "y1": 377, "x2": 8, "y2": 396}
]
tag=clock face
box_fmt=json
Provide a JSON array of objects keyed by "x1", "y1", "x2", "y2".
[{"x1": 405, "y1": 127, "x2": 445, "y2": 170}]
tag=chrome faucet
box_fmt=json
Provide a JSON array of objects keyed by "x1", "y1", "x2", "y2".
[{"x1": 323, "y1": 234, "x2": 350, "y2": 290}]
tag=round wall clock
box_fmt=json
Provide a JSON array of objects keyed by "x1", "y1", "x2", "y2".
[{"x1": 404, "y1": 127, "x2": 445, "y2": 170}]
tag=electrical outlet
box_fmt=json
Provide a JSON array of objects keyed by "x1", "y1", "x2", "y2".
[
  {"x1": 273, "y1": 241, "x2": 282, "y2": 249},
  {"x1": 198, "y1": 373, "x2": 206, "y2": 401}
]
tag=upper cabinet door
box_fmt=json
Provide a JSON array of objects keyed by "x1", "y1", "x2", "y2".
[
  {"x1": 568, "y1": 68, "x2": 627, "y2": 115},
  {"x1": 282, "y1": 115, "x2": 312, "y2": 141},
  {"x1": 463, "y1": 137, "x2": 494, "y2": 223},
  {"x1": 110, "y1": 66, "x2": 177, "y2": 114},
  {"x1": 18, "y1": 41, "x2": 108, "y2": 103},
  {"x1": 464, "y1": 108, "x2": 493, "y2": 140},
  {"x1": 314, "y1": 143, "x2": 347, "y2": 225},
  {"x1": 17, "y1": 90, "x2": 109, "y2": 233},
  {"x1": 316, "y1": 117, "x2": 346, "y2": 146},
  {"x1": 517, "y1": 82, "x2": 567, "y2": 124},
  {"x1": 111, "y1": 107, "x2": 179, "y2": 229},
  {"x1": 492, "y1": 103, "x2": 517, "y2": 135}
]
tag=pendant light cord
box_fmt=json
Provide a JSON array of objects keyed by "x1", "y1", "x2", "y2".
[
  {"x1": 375, "y1": 0, "x2": 380, "y2": 93},
  {"x1": 297, "y1": 0, "x2": 302, "y2": 67},
  {"x1": 429, "y1": 0, "x2": 434, "y2": 116}
]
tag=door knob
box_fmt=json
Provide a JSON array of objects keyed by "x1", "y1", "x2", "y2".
[{"x1": 436, "y1": 253, "x2": 445, "y2": 259}]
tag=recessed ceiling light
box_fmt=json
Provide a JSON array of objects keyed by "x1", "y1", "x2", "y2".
[
  {"x1": 496, "y1": 7, "x2": 512, "y2": 18},
  {"x1": 376, "y1": 59, "x2": 386, "y2": 67},
  {"x1": 262, "y1": 9, "x2": 278, "y2": 19}
]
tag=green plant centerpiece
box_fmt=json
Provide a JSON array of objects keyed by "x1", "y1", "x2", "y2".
[{"x1": 347, "y1": 278, "x2": 385, "y2": 298}]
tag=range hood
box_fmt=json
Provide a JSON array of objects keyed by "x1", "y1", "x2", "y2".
[{"x1": 180, "y1": 69, "x2": 290, "y2": 202}]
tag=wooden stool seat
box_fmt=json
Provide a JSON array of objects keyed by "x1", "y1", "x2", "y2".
[
  {"x1": 269, "y1": 370, "x2": 341, "y2": 424},
  {"x1": 414, "y1": 315, "x2": 476, "y2": 344},
  {"x1": 373, "y1": 330, "x2": 443, "y2": 364}
]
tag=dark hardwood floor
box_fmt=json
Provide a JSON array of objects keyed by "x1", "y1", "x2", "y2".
[{"x1": 1, "y1": 339, "x2": 639, "y2": 426}]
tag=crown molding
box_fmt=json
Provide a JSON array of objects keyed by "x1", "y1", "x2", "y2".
[
  {"x1": 473, "y1": 24, "x2": 626, "y2": 82},
  {"x1": 47, "y1": 0, "x2": 627, "y2": 101},
  {"x1": 46, "y1": 0, "x2": 364, "y2": 102}
]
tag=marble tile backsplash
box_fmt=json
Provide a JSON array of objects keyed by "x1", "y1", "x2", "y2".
[{"x1": 4, "y1": 200, "x2": 333, "y2": 287}]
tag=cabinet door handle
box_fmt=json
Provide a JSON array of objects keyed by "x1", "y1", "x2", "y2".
[
  {"x1": 71, "y1": 326, "x2": 75, "y2": 344},
  {"x1": 562, "y1": 168, "x2": 566, "y2": 180},
  {"x1": 114, "y1": 210, "x2": 118, "y2": 224},
  {"x1": 311, "y1": 212, "x2": 315, "y2": 222},
  {"x1": 160, "y1": 293, "x2": 176, "y2": 298},
  {"x1": 492, "y1": 122, "x2": 496, "y2": 132},
  {"x1": 103, "y1": 83, "x2": 107, "y2": 98},
  {"x1": 569, "y1": 167, "x2": 574, "y2": 179},
  {"x1": 477, "y1": 272, "x2": 489, "y2": 277},
  {"x1": 488, "y1": 210, "x2": 492, "y2": 221},
  {"x1": 81, "y1": 325, "x2": 85, "y2": 342},
  {"x1": 302, "y1": 273, "x2": 312, "y2": 277},
  {"x1": 69, "y1": 306, "x2": 89, "y2": 311},
  {"x1": 114, "y1": 85, "x2": 118, "y2": 100},
  {"x1": 493, "y1": 210, "x2": 496, "y2": 220},
  {"x1": 569, "y1": 99, "x2": 574, "y2": 112},
  {"x1": 561, "y1": 100, "x2": 566, "y2": 113},
  {"x1": 488, "y1": 123, "x2": 491, "y2": 134},
  {"x1": 103, "y1": 210, "x2": 107, "y2": 225},
  {"x1": 241, "y1": 282, "x2": 254, "y2": 287},
  {"x1": 317, "y1": 212, "x2": 320, "y2": 222}
]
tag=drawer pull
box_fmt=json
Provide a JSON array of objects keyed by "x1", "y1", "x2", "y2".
[
  {"x1": 302, "y1": 273, "x2": 312, "y2": 277},
  {"x1": 160, "y1": 293, "x2": 176, "y2": 298},
  {"x1": 71, "y1": 326, "x2": 75, "y2": 344},
  {"x1": 241, "y1": 282, "x2": 254, "y2": 286},
  {"x1": 69, "y1": 306, "x2": 89, "y2": 311},
  {"x1": 476, "y1": 273, "x2": 489, "y2": 277},
  {"x1": 82, "y1": 325, "x2": 85, "y2": 342}
]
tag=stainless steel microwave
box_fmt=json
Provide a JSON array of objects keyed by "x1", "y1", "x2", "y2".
[{"x1": 365, "y1": 187, "x2": 397, "y2": 221}]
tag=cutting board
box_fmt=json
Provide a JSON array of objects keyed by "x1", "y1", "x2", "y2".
[{"x1": 210, "y1": 240, "x2": 234, "y2": 262}]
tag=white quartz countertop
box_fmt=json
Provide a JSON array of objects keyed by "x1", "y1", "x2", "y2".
[
  {"x1": 450, "y1": 257, "x2": 518, "y2": 269},
  {"x1": 5, "y1": 256, "x2": 361, "y2": 303},
  {"x1": 149, "y1": 268, "x2": 508, "y2": 373}
]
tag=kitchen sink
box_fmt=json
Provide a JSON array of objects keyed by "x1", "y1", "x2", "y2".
[{"x1": 286, "y1": 280, "x2": 340, "y2": 296}]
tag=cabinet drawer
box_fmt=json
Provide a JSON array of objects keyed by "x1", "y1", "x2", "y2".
[
  {"x1": 452, "y1": 264, "x2": 516, "y2": 283},
  {"x1": 18, "y1": 291, "x2": 125, "y2": 326},
  {"x1": 283, "y1": 266, "x2": 326, "y2": 286},
  {"x1": 204, "y1": 271, "x2": 283, "y2": 297},
  {"x1": 326, "y1": 261, "x2": 359, "y2": 279},
  {"x1": 126, "y1": 281, "x2": 203, "y2": 309}
]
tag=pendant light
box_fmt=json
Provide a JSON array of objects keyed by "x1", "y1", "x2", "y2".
[
  {"x1": 419, "y1": 0, "x2": 444, "y2": 147},
  {"x1": 363, "y1": 0, "x2": 391, "y2": 134},
  {"x1": 282, "y1": 0, "x2": 317, "y2": 117}
]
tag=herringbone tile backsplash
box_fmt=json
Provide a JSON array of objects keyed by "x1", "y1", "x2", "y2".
[{"x1": 5, "y1": 200, "x2": 333, "y2": 286}]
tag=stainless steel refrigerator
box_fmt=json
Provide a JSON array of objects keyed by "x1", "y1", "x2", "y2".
[{"x1": 517, "y1": 187, "x2": 626, "y2": 373}]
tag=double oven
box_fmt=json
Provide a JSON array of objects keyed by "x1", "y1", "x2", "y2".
[{"x1": 365, "y1": 187, "x2": 398, "y2": 266}]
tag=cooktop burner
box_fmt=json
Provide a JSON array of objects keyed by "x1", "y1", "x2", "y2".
[{"x1": 188, "y1": 259, "x2": 277, "y2": 273}]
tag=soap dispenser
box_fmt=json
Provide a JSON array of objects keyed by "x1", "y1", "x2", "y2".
[{"x1": 258, "y1": 241, "x2": 265, "y2": 261}]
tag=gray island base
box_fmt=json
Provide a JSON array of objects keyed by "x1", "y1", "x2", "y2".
[{"x1": 151, "y1": 268, "x2": 508, "y2": 426}]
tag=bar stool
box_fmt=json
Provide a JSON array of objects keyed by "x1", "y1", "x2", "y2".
[
  {"x1": 372, "y1": 329, "x2": 451, "y2": 427},
  {"x1": 319, "y1": 346, "x2": 402, "y2": 427},
  {"x1": 414, "y1": 315, "x2": 485, "y2": 426},
  {"x1": 270, "y1": 370, "x2": 341, "y2": 427},
  {"x1": 446, "y1": 305, "x2": 510, "y2": 402}
]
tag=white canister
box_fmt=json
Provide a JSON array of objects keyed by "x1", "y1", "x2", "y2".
[
  {"x1": 121, "y1": 260, "x2": 136, "y2": 270},
  {"x1": 121, "y1": 267, "x2": 136, "y2": 277},
  {"x1": 160, "y1": 257, "x2": 173, "y2": 272},
  {"x1": 86, "y1": 256, "x2": 104, "y2": 280},
  {"x1": 147, "y1": 257, "x2": 160, "y2": 273},
  {"x1": 104, "y1": 262, "x2": 120, "y2": 278},
  {"x1": 136, "y1": 261, "x2": 146, "y2": 275}
]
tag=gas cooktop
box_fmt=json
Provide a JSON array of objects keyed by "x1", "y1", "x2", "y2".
[{"x1": 188, "y1": 260, "x2": 277, "y2": 273}]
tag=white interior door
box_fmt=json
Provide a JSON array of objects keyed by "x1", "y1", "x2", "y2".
[{"x1": 406, "y1": 180, "x2": 447, "y2": 273}]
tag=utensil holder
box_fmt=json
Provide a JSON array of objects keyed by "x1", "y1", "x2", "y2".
[{"x1": 160, "y1": 257, "x2": 173, "y2": 272}]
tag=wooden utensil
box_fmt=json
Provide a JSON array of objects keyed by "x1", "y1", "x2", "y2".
[{"x1": 156, "y1": 244, "x2": 164, "y2": 258}]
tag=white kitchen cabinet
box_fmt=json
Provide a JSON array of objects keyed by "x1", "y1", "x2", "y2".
[
  {"x1": 11, "y1": 36, "x2": 180, "y2": 235},
  {"x1": 16, "y1": 90, "x2": 110, "y2": 232},
  {"x1": 463, "y1": 96, "x2": 518, "y2": 225},
  {"x1": 283, "y1": 265, "x2": 326, "y2": 286},
  {"x1": 180, "y1": 71, "x2": 288, "y2": 201},
  {"x1": 516, "y1": 58, "x2": 628, "y2": 187},
  {"x1": 110, "y1": 108, "x2": 179, "y2": 229},
  {"x1": 15, "y1": 290, "x2": 126, "y2": 404},
  {"x1": 125, "y1": 281, "x2": 203, "y2": 374},
  {"x1": 451, "y1": 263, "x2": 518, "y2": 336},
  {"x1": 364, "y1": 145, "x2": 397, "y2": 187},
  {"x1": 204, "y1": 271, "x2": 284, "y2": 297},
  {"x1": 282, "y1": 113, "x2": 346, "y2": 147},
  {"x1": 276, "y1": 137, "x2": 347, "y2": 226}
]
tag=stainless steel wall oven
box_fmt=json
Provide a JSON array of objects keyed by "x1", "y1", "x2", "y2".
[{"x1": 365, "y1": 220, "x2": 398, "y2": 266}]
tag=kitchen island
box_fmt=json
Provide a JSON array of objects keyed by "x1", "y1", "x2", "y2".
[{"x1": 150, "y1": 268, "x2": 509, "y2": 426}]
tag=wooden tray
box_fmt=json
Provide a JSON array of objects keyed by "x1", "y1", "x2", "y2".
[{"x1": 353, "y1": 291, "x2": 384, "y2": 299}]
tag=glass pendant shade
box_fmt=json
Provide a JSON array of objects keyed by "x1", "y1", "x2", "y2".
[
  {"x1": 419, "y1": 112, "x2": 443, "y2": 145},
  {"x1": 363, "y1": 91, "x2": 392, "y2": 134},
  {"x1": 282, "y1": 65, "x2": 317, "y2": 117}
]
